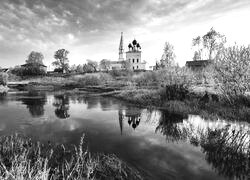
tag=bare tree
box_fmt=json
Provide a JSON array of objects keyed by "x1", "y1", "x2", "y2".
[{"x1": 193, "y1": 28, "x2": 226, "y2": 60}]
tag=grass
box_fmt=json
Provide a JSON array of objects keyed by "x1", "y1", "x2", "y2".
[{"x1": 0, "y1": 134, "x2": 142, "y2": 180}]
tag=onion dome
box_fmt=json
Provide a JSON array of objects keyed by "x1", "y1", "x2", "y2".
[
  {"x1": 128, "y1": 43, "x2": 133, "y2": 48},
  {"x1": 136, "y1": 43, "x2": 141, "y2": 49},
  {"x1": 132, "y1": 39, "x2": 137, "y2": 46}
]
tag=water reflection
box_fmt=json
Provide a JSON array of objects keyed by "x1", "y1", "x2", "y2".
[
  {"x1": 20, "y1": 91, "x2": 46, "y2": 117},
  {"x1": 156, "y1": 111, "x2": 250, "y2": 180},
  {"x1": 118, "y1": 107, "x2": 142, "y2": 134},
  {"x1": 0, "y1": 92, "x2": 7, "y2": 104},
  {"x1": 0, "y1": 92, "x2": 249, "y2": 180},
  {"x1": 200, "y1": 126, "x2": 249, "y2": 179},
  {"x1": 53, "y1": 94, "x2": 70, "y2": 119}
]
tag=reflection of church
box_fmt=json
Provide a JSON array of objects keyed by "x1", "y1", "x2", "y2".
[{"x1": 118, "y1": 108, "x2": 142, "y2": 134}]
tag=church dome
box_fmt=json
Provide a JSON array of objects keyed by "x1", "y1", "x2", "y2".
[{"x1": 132, "y1": 39, "x2": 137, "y2": 46}]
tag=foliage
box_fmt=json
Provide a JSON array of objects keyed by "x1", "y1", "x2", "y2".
[
  {"x1": 99, "y1": 59, "x2": 111, "y2": 72},
  {"x1": 0, "y1": 73, "x2": 8, "y2": 86},
  {"x1": 193, "y1": 28, "x2": 226, "y2": 60},
  {"x1": 86, "y1": 60, "x2": 98, "y2": 72},
  {"x1": 121, "y1": 60, "x2": 131, "y2": 70},
  {"x1": 214, "y1": 45, "x2": 250, "y2": 104},
  {"x1": 156, "y1": 66, "x2": 196, "y2": 87},
  {"x1": 52, "y1": 49, "x2": 70, "y2": 73},
  {"x1": 193, "y1": 51, "x2": 201, "y2": 61},
  {"x1": 76, "y1": 65, "x2": 84, "y2": 73},
  {"x1": 0, "y1": 134, "x2": 142, "y2": 180},
  {"x1": 75, "y1": 73, "x2": 113, "y2": 86},
  {"x1": 132, "y1": 71, "x2": 158, "y2": 87},
  {"x1": 11, "y1": 65, "x2": 46, "y2": 77},
  {"x1": 26, "y1": 51, "x2": 44, "y2": 65},
  {"x1": 160, "y1": 42, "x2": 176, "y2": 68}
]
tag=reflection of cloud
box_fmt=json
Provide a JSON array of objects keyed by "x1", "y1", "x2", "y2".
[{"x1": 0, "y1": 123, "x2": 6, "y2": 131}]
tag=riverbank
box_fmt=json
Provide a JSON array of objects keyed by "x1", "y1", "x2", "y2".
[
  {"x1": 7, "y1": 75, "x2": 250, "y2": 122},
  {"x1": 0, "y1": 134, "x2": 142, "y2": 180}
]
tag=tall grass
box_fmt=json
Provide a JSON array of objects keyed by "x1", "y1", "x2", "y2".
[{"x1": 0, "y1": 134, "x2": 142, "y2": 180}]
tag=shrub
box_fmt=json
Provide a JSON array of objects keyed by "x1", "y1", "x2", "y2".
[
  {"x1": 0, "y1": 73, "x2": 8, "y2": 86},
  {"x1": 214, "y1": 45, "x2": 250, "y2": 104},
  {"x1": 133, "y1": 71, "x2": 159, "y2": 87},
  {"x1": 74, "y1": 73, "x2": 113, "y2": 86},
  {"x1": 156, "y1": 66, "x2": 196, "y2": 87},
  {"x1": 11, "y1": 65, "x2": 46, "y2": 77}
]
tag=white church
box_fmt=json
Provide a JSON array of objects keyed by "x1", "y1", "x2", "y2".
[{"x1": 109, "y1": 32, "x2": 146, "y2": 70}]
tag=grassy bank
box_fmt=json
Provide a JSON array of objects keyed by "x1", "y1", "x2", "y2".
[
  {"x1": 0, "y1": 134, "x2": 142, "y2": 180},
  {"x1": 7, "y1": 70, "x2": 250, "y2": 122},
  {"x1": 114, "y1": 88, "x2": 250, "y2": 122}
]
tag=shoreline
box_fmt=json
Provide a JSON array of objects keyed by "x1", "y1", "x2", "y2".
[{"x1": 6, "y1": 81, "x2": 250, "y2": 123}]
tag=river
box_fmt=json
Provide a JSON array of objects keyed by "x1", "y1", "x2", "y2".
[{"x1": 0, "y1": 91, "x2": 249, "y2": 180}]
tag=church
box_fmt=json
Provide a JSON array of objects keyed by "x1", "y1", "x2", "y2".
[{"x1": 109, "y1": 32, "x2": 146, "y2": 70}]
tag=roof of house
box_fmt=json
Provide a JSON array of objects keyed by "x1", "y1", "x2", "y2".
[
  {"x1": 110, "y1": 61, "x2": 123, "y2": 64},
  {"x1": 186, "y1": 60, "x2": 212, "y2": 67},
  {"x1": 21, "y1": 63, "x2": 47, "y2": 67},
  {"x1": 0, "y1": 68, "x2": 9, "y2": 73}
]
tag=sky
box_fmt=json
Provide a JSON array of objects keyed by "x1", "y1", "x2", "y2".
[{"x1": 0, "y1": 0, "x2": 250, "y2": 69}]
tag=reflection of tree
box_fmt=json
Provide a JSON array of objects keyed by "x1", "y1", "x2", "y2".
[
  {"x1": 200, "y1": 127, "x2": 249, "y2": 180},
  {"x1": 21, "y1": 92, "x2": 46, "y2": 117},
  {"x1": 155, "y1": 111, "x2": 187, "y2": 142},
  {"x1": 156, "y1": 112, "x2": 250, "y2": 180},
  {"x1": 99, "y1": 98, "x2": 112, "y2": 111},
  {"x1": 0, "y1": 92, "x2": 7, "y2": 104},
  {"x1": 53, "y1": 94, "x2": 70, "y2": 119}
]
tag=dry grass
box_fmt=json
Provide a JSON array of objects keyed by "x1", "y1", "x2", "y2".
[{"x1": 0, "y1": 134, "x2": 142, "y2": 180}]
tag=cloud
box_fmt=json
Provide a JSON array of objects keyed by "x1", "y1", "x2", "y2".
[{"x1": 0, "y1": 0, "x2": 250, "y2": 67}]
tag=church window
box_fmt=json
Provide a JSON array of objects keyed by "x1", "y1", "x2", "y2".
[
  {"x1": 133, "y1": 66, "x2": 135, "y2": 70},
  {"x1": 137, "y1": 66, "x2": 138, "y2": 69},
  {"x1": 133, "y1": 59, "x2": 135, "y2": 63},
  {"x1": 137, "y1": 59, "x2": 139, "y2": 63}
]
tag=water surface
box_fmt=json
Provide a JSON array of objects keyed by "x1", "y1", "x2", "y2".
[{"x1": 0, "y1": 91, "x2": 249, "y2": 180}]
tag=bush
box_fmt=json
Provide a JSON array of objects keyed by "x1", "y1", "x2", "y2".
[
  {"x1": 214, "y1": 45, "x2": 250, "y2": 104},
  {"x1": 11, "y1": 65, "x2": 46, "y2": 77},
  {"x1": 75, "y1": 73, "x2": 113, "y2": 86},
  {"x1": 156, "y1": 66, "x2": 196, "y2": 87},
  {"x1": 133, "y1": 71, "x2": 159, "y2": 87},
  {"x1": 0, "y1": 73, "x2": 8, "y2": 86}
]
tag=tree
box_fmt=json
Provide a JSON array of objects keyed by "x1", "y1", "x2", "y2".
[
  {"x1": 121, "y1": 60, "x2": 131, "y2": 70},
  {"x1": 214, "y1": 45, "x2": 250, "y2": 104},
  {"x1": 26, "y1": 51, "x2": 44, "y2": 64},
  {"x1": 86, "y1": 60, "x2": 98, "y2": 72},
  {"x1": 76, "y1": 65, "x2": 84, "y2": 73},
  {"x1": 99, "y1": 59, "x2": 111, "y2": 72},
  {"x1": 193, "y1": 51, "x2": 201, "y2": 61},
  {"x1": 0, "y1": 73, "x2": 8, "y2": 86},
  {"x1": 160, "y1": 42, "x2": 176, "y2": 68},
  {"x1": 193, "y1": 28, "x2": 226, "y2": 60},
  {"x1": 52, "y1": 49, "x2": 69, "y2": 73}
]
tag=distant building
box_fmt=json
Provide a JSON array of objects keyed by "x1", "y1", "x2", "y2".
[
  {"x1": 0, "y1": 68, "x2": 9, "y2": 73},
  {"x1": 109, "y1": 32, "x2": 146, "y2": 71},
  {"x1": 21, "y1": 63, "x2": 47, "y2": 73},
  {"x1": 185, "y1": 60, "x2": 212, "y2": 71},
  {"x1": 126, "y1": 39, "x2": 146, "y2": 70}
]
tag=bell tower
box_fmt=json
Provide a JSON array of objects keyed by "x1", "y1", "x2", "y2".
[{"x1": 118, "y1": 32, "x2": 124, "y2": 61}]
